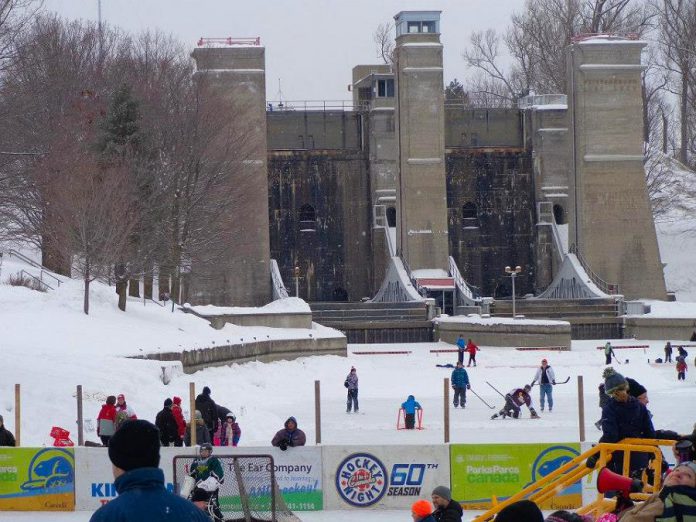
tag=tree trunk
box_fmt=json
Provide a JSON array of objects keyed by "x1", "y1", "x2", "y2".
[
  {"x1": 83, "y1": 265, "x2": 90, "y2": 315},
  {"x1": 116, "y1": 281, "x2": 127, "y2": 311},
  {"x1": 128, "y1": 277, "x2": 140, "y2": 297},
  {"x1": 663, "y1": 110, "x2": 669, "y2": 155},
  {"x1": 144, "y1": 269, "x2": 153, "y2": 300},
  {"x1": 42, "y1": 235, "x2": 71, "y2": 276},
  {"x1": 680, "y1": 71, "x2": 689, "y2": 164}
]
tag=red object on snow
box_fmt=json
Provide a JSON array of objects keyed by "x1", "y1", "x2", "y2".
[{"x1": 50, "y1": 426, "x2": 74, "y2": 447}]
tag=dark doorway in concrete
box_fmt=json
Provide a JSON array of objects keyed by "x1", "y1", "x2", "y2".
[
  {"x1": 332, "y1": 287, "x2": 348, "y2": 301},
  {"x1": 386, "y1": 206, "x2": 397, "y2": 227},
  {"x1": 553, "y1": 204, "x2": 565, "y2": 225}
]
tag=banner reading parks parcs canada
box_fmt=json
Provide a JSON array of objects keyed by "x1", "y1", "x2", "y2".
[
  {"x1": 450, "y1": 442, "x2": 582, "y2": 510},
  {"x1": 0, "y1": 447, "x2": 75, "y2": 511}
]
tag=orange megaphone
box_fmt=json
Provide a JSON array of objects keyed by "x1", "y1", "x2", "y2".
[{"x1": 596, "y1": 467, "x2": 643, "y2": 496}]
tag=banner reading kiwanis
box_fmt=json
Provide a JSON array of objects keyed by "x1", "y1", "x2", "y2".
[
  {"x1": 0, "y1": 447, "x2": 75, "y2": 510},
  {"x1": 450, "y1": 442, "x2": 582, "y2": 510}
]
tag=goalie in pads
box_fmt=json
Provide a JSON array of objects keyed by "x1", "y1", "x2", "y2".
[{"x1": 185, "y1": 443, "x2": 224, "y2": 521}]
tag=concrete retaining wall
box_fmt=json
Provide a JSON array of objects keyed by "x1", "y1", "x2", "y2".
[
  {"x1": 623, "y1": 316, "x2": 696, "y2": 341},
  {"x1": 436, "y1": 319, "x2": 571, "y2": 349},
  {"x1": 141, "y1": 337, "x2": 347, "y2": 373},
  {"x1": 183, "y1": 307, "x2": 312, "y2": 330}
]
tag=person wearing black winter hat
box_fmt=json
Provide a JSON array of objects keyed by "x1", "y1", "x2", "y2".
[
  {"x1": 89, "y1": 419, "x2": 209, "y2": 522},
  {"x1": 155, "y1": 398, "x2": 179, "y2": 447},
  {"x1": 195, "y1": 386, "x2": 218, "y2": 442},
  {"x1": 495, "y1": 499, "x2": 543, "y2": 522},
  {"x1": 431, "y1": 485, "x2": 463, "y2": 521}
]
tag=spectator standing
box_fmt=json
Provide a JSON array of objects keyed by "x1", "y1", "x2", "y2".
[
  {"x1": 401, "y1": 395, "x2": 422, "y2": 429},
  {"x1": 220, "y1": 413, "x2": 241, "y2": 447},
  {"x1": 677, "y1": 356, "x2": 687, "y2": 381},
  {"x1": 450, "y1": 362, "x2": 470, "y2": 409},
  {"x1": 465, "y1": 338, "x2": 479, "y2": 367},
  {"x1": 155, "y1": 399, "x2": 179, "y2": 447},
  {"x1": 0, "y1": 415, "x2": 16, "y2": 447},
  {"x1": 345, "y1": 366, "x2": 359, "y2": 413},
  {"x1": 96, "y1": 395, "x2": 117, "y2": 446},
  {"x1": 171, "y1": 396, "x2": 186, "y2": 447},
  {"x1": 678, "y1": 345, "x2": 689, "y2": 359},
  {"x1": 271, "y1": 416, "x2": 306, "y2": 450},
  {"x1": 88, "y1": 419, "x2": 209, "y2": 522},
  {"x1": 664, "y1": 341, "x2": 673, "y2": 363},
  {"x1": 531, "y1": 359, "x2": 556, "y2": 412},
  {"x1": 431, "y1": 486, "x2": 463, "y2": 522},
  {"x1": 604, "y1": 342, "x2": 616, "y2": 365},
  {"x1": 195, "y1": 386, "x2": 218, "y2": 442},
  {"x1": 184, "y1": 410, "x2": 211, "y2": 447},
  {"x1": 591, "y1": 368, "x2": 655, "y2": 477},
  {"x1": 456, "y1": 335, "x2": 466, "y2": 365},
  {"x1": 114, "y1": 393, "x2": 137, "y2": 431}
]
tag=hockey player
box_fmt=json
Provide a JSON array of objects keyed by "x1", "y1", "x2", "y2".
[
  {"x1": 530, "y1": 359, "x2": 556, "y2": 412},
  {"x1": 491, "y1": 385, "x2": 539, "y2": 419},
  {"x1": 188, "y1": 443, "x2": 224, "y2": 521}
]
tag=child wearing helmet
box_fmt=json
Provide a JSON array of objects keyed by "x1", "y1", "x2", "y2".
[
  {"x1": 491, "y1": 385, "x2": 539, "y2": 420},
  {"x1": 188, "y1": 443, "x2": 224, "y2": 519}
]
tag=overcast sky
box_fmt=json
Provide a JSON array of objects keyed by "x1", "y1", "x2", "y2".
[{"x1": 44, "y1": 0, "x2": 525, "y2": 102}]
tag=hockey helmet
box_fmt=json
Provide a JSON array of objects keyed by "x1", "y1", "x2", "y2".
[
  {"x1": 524, "y1": 384, "x2": 532, "y2": 392},
  {"x1": 226, "y1": 412, "x2": 236, "y2": 421},
  {"x1": 200, "y1": 443, "x2": 213, "y2": 455}
]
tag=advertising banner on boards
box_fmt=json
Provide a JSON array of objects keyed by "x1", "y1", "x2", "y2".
[
  {"x1": 451, "y1": 442, "x2": 582, "y2": 510},
  {"x1": 322, "y1": 445, "x2": 450, "y2": 510},
  {"x1": 74, "y1": 446, "x2": 322, "y2": 511},
  {"x1": 0, "y1": 447, "x2": 75, "y2": 511}
]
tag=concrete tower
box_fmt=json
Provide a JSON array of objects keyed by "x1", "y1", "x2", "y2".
[
  {"x1": 190, "y1": 40, "x2": 271, "y2": 305},
  {"x1": 567, "y1": 36, "x2": 666, "y2": 299},
  {"x1": 393, "y1": 11, "x2": 449, "y2": 272}
]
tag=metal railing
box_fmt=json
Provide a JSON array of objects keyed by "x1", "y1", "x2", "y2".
[
  {"x1": 474, "y1": 439, "x2": 670, "y2": 522},
  {"x1": 6, "y1": 249, "x2": 63, "y2": 287},
  {"x1": 448, "y1": 256, "x2": 477, "y2": 301},
  {"x1": 270, "y1": 259, "x2": 290, "y2": 300},
  {"x1": 18, "y1": 269, "x2": 53, "y2": 291},
  {"x1": 518, "y1": 94, "x2": 567, "y2": 109},
  {"x1": 266, "y1": 100, "x2": 355, "y2": 112},
  {"x1": 569, "y1": 244, "x2": 620, "y2": 295}
]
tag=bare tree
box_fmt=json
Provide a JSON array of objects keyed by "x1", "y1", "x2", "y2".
[
  {"x1": 0, "y1": 0, "x2": 42, "y2": 71},
  {"x1": 373, "y1": 22, "x2": 395, "y2": 65}
]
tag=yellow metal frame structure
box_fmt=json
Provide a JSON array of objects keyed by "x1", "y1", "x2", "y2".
[{"x1": 471, "y1": 438, "x2": 676, "y2": 522}]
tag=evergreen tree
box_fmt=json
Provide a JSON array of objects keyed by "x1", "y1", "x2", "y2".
[{"x1": 445, "y1": 78, "x2": 470, "y2": 105}]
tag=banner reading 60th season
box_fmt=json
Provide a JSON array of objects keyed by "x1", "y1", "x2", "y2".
[
  {"x1": 0, "y1": 447, "x2": 75, "y2": 510},
  {"x1": 450, "y1": 443, "x2": 582, "y2": 510}
]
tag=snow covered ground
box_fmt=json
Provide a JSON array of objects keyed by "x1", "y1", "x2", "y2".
[{"x1": 2, "y1": 253, "x2": 696, "y2": 521}]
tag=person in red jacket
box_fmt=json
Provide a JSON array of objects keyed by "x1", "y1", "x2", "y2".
[
  {"x1": 465, "y1": 339, "x2": 480, "y2": 367},
  {"x1": 97, "y1": 395, "x2": 117, "y2": 446},
  {"x1": 171, "y1": 396, "x2": 186, "y2": 447}
]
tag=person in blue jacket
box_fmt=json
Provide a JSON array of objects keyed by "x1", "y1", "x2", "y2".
[
  {"x1": 89, "y1": 419, "x2": 209, "y2": 522},
  {"x1": 456, "y1": 334, "x2": 466, "y2": 365},
  {"x1": 401, "y1": 395, "x2": 422, "y2": 429},
  {"x1": 451, "y1": 361, "x2": 470, "y2": 408}
]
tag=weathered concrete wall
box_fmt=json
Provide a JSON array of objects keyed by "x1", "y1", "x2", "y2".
[
  {"x1": 142, "y1": 337, "x2": 348, "y2": 374},
  {"x1": 183, "y1": 307, "x2": 313, "y2": 329},
  {"x1": 268, "y1": 150, "x2": 372, "y2": 301},
  {"x1": 624, "y1": 317, "x2": 696, "y2": 341},
  {"x1": 436, "y1": 319, "x2": 571, "y2": 348},
  {"x1": 189, "y1": 45, "x2": 271, "y2": 306},
  {"x1": 445, "y1": 108, "x2": 523, "y2": 148},
  {"x1": 446, "y1": 150, "x2": 536, "y2": 297},
  {"x1": 567, "y1": 39, "x2": 666, "y2": 300},
  {"x1": 267, "y1": 111, "x2": 361, "y2": 150}
]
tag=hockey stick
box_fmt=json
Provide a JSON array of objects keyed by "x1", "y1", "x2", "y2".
[
  {"x1": 532, "y1": 376, "x2": 571, "y2": 387},
  {"x1": 469, "y1": 388, "x2": 495, "y2": 409},
  {"x1": 486, "y1": 381, "x2": 506, "y2": 399},
  {"x1": 612, "y1": 353, "x2": 622, "y2": 365}
]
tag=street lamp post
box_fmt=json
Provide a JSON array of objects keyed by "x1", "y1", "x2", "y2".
[
  {"x1": 505, "y1": 265, "x2": 522, "y2": 318},
  {"x1": 294, "y1": 266, "x2": 300, "y2": 297}
]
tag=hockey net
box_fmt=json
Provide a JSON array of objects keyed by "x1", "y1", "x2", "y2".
[{"x1": 173, "y1": 454, "x2": 300, "y2": 522}]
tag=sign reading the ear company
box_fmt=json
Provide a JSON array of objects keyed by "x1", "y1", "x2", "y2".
[
  {"x1": 0, "y1": 447, "x2": 75, "y2": 510},
  {"x1": 450, "y1": 443, "x2": 582, "y2": 510}
]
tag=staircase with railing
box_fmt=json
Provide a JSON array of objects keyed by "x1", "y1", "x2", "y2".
[
  {"x1": 569, "y1": 244, "x2": 620, "y2": 295},
  {"x1": 3, "y1": 249, "x2": 65, "y2": 289}
]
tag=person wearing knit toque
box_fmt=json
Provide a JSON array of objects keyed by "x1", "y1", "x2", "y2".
[
  {"x1": 411, "y1": 499, "x2": 436, "y2": 521},
  {"x1": 494, "y1": 499, "x2": 543, "y2": 522},
  {"x1": 587, "y1": 368, "x2": 655, "y2": 477},
  {"x1": 431, "y1": 485, "x2": 463, "y2": 521},
  {"x1": 89, "y1": 419, "x2": 209, "y2": 521}
]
